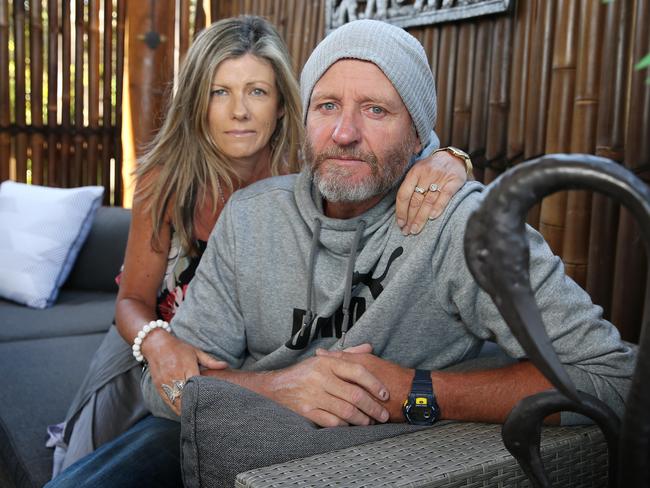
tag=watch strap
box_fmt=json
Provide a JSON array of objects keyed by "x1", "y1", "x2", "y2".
[
  {"x1": 432, "y1": 146, "x2": 473, "y2": 178},
  {"x1": 411, "y1": 369, "x2": 433, "y2": 395}
]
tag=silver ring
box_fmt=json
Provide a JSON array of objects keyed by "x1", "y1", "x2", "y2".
[
  {"x1": 429, "y1": 183, "x2": 441, "y2": 192},
  {"x1": 161, "y1": 379, "x2": 186, "y2": 405},
  {"x1": 414, "y1": 186, "x2": 427, "y2": 195}
]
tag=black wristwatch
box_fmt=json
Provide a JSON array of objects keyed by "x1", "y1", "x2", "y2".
[{"x1": 402, "y1": 369, "x2": 440, "y2": 425}]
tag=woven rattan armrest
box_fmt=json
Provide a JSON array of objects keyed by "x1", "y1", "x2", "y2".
[{"x1": 235, "y1": 422, "x2": 607, "y2": 488}]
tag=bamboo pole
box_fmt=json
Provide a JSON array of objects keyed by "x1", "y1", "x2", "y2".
[
  {"x1": 73, "y1": 0, "x2": 85, "y2": 187},
  {"x1": 114, "y1": 0, "x2": 125, "y2": 205},
  {"x1": 61, "y1": 0, "x2": 72, "y2": 187},
  {"x1": 289, "y1": 0, "x2": 305, "y2": 73},
  {"x1": 13, "y1": 0, "x2": 27, "y2": 183},
  {"x1": 524, "y1": 0, "x2": 555, "y2": 228},
  {"x1": 524, "y1": 0, "x2": 555, "y2": 160},
  {"x1": 506, "y1": 0, "x2": 534, "y2": 166},
  {"x1": 450, "y1": 22, "x2": 475, "y2": 149},
  {"x1": 468, "y1": 20, "x2": 492, "y2": 183},
  {"x1": 29, "y1": 0, "x2": 44, "y2": 184},
  {"x1": 538, "y1": 0, "x2": 579, "y2": 256},
  {"x1": 100, "y1": 0, "x2": 113, "y2": 203},
  {"x1": 87, "y1": 0, "x2": 100, "y2": 187},
  {"x1": 47, "y1": 0, "x2": 60, "y2": 188},
  {"x1": 179, "y1": 0, "x2": 190, "y2": 59},
  {"x1": 587, "y1": 0, "x2": 631, "y2": 313},
  {"x1": 561, "y1": 0, "x2": 606, "y2": 287},
  {"x1": 0, "y1": 0, "x2": 10, "y2": 182},
  {"x1": 435, "y1": 23, "x2": 458, "y2": 145},
  {"x1": 611, "y1": 0, "x2": 650, "y2": 342},
  {"x1": 484, "y1": 15, "x2": 512, "y2": 169}
]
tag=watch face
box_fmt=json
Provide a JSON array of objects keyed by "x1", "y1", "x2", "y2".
[{"x1": 403, "y1": 394, "x2": 439, "y2": 425}]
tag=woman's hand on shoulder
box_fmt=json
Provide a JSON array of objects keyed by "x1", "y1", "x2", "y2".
[
  {"x1": 142, "y1": 330, "x2": 228, "y2": 415},
  {"x1": 395, "y1": 150, "x2": 468, "y2": 235}
]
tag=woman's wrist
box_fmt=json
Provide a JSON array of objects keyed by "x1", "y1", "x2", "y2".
[{"x1": 132, "y1": 319, "x2": 171, "y2": 363}]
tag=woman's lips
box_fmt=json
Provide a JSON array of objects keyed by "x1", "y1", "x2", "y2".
[{"x1": 225, "y1": 130, "x2": 256, "y2": 137}]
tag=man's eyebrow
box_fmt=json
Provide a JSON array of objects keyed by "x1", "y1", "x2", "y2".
[{"x1": 310, "y1": 91, "x2": 397, "y2": 107}]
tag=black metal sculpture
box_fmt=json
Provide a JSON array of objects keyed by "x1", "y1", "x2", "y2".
[{"x1": 464, "y1": 153, "x2": 650, "y2": 487}]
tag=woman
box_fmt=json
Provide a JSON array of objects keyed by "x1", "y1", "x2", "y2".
[{"x1": 48, "y1": 15, "x2": 468, "y2": 479}]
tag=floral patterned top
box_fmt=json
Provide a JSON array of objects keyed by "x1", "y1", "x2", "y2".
[{"x1": 156, "y1": 232, "x2": 207, "y2": 322}]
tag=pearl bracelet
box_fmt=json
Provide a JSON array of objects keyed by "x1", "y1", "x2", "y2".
[{"x1": 132, "y1": 319, "x2": 171, "y2": 363}]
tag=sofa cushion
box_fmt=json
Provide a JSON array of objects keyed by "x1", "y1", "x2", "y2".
[
  {"x1": 180, "y1": 377, "x2": 425, "y2": 488},
  {"x1": 0, "y1": 181, "x2": 104, "y2": 309},
  {"x1": 0, "y1": 333, "x2": 106, "y2": 488},
  {"x1": 0, "y1": 290, "x2": 115, "y2": 342},
  {"x1": 64, "y1": 206, "x2": 131, "y2": 292}
]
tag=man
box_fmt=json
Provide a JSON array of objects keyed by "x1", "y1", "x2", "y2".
[{"x1": 141, "y1": 19, "x2": 633, "y2": 429}]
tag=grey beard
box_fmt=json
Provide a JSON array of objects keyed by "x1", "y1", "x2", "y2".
[
  {"x1": 304, "y1": 138, "x2": 415, "y2": 203},
  {"x1": 312, "y1": 164, "x2": 392, "y2": 202}
]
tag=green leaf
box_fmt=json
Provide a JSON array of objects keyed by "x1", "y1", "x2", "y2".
[{"x1": 635, "y1": 53, "x2": 650, "y2": 70}]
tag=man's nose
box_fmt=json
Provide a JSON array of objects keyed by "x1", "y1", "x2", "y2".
[{"x1": 331, "y1": 111, "x2": 360, "y2": 145}]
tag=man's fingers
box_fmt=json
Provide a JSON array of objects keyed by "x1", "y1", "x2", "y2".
[
  {"x1": 325, "y1": 375, "x2": 390, "y2": 424},
  {"x1": 342, "y1": 343, "x2": 373, "y2": 354},
  {"x1": 308, "y1": 409, "x2": 350, "y2": 428}
]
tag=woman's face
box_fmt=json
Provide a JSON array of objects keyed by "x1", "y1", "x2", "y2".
[{"x1": 208, "y1": 54, "x2": 283, "y2": 165}]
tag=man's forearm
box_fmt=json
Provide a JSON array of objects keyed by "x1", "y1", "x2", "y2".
[
  {"x1": 431, "y1": 360, "x2": 558, "y2": 424},
  {"x1": 202, "y1": 368, "x2": 272, "y2": 397},
  {"x1": 315, "y1": 350, "x2": 558, "y2": 425}
]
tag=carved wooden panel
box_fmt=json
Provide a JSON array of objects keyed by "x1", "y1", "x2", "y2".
[{"x1": 325, "y1": 0, "x2": 513, "y2": 31}]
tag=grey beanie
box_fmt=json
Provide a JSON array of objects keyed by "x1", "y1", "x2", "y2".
[{"x1": 300, "y1": 19, "x2": 437, "y2": 147}]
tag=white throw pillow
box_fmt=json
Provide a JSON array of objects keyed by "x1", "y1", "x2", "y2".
[{"x1": 0, "y1": 181, "x2": 104, "y2": 308}]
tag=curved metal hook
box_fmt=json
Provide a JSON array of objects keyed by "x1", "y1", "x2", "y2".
[
  {"x1": 464, "y1": 153, "x2": 650, "y2": 486},
  {"x1": 502, "y1": 390, "x2": 620, "y2": 488}
]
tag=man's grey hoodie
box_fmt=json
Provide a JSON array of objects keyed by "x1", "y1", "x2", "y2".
[{"x1": 142, "y1": 170, "x2": 635, "y2": 424}]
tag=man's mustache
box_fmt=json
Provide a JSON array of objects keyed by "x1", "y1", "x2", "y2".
[{"x1": 312, "y1": 147, "x2": 378, "y2": 169}]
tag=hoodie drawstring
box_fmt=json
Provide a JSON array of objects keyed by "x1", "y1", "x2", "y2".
[
  {"x1": 341, "y1": 220, "x2": 366, "y2": 347},
  {"x1": 302, "y1": 217, "x2": 322, "y2": 330},
  {"x1": 293, "y1": 218, "x2": 366, "y2": 348}
]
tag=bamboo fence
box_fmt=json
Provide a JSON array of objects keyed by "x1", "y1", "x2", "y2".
[{"x1": 0, "y1": 0, "x2": 125, "y2": 204}]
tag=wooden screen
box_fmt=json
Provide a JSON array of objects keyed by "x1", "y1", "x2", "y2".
[{"x1": 0, "y1": 0, "x2": 126, "y2": 204}]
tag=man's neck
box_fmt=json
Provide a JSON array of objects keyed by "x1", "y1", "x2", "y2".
[{"x1": 323, "y1": 194, "x2": 384, "y2": 219}]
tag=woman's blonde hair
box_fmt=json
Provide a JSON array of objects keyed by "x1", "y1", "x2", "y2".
[{"x1": 135, "y1": 16, "x2": 303, "y2": 255}]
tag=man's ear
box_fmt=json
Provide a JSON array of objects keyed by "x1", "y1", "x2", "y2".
[{"x1": 413, "y1": 135, "x2": 422, "y2": 156}]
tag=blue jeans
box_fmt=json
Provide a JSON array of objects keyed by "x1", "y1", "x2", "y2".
[{"x1": 45, "y1": 415, "x2": 182, "y2": 488}]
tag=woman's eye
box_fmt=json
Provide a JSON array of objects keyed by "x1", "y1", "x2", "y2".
[
  {"x1": 320, "y1": 102, "x2": 336, "y2": 111},
  {"x1": 251, "y1": 88, "x2": 267, "y2": 96},
  {"x1": 210, "y1": 89, "x2": 227, "y2": 96}
]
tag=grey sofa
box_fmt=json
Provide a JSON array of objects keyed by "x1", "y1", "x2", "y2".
[{"x1": 0, "y1": 206, "x2": 131, "y2": 488}]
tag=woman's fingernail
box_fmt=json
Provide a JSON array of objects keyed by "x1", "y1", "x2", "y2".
[
  {"x1": 380, "y1": 389, "x2": 389, "y2": 400},
  {"x1": 397, "y1": 218, "x2": 405, "y2": 227},
  {"x1": 380, "y1": 409, "x2": 390, "y2": 422},
  {"x1": 410, "y1": 224, "x2": 420, "y2": 234}
]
